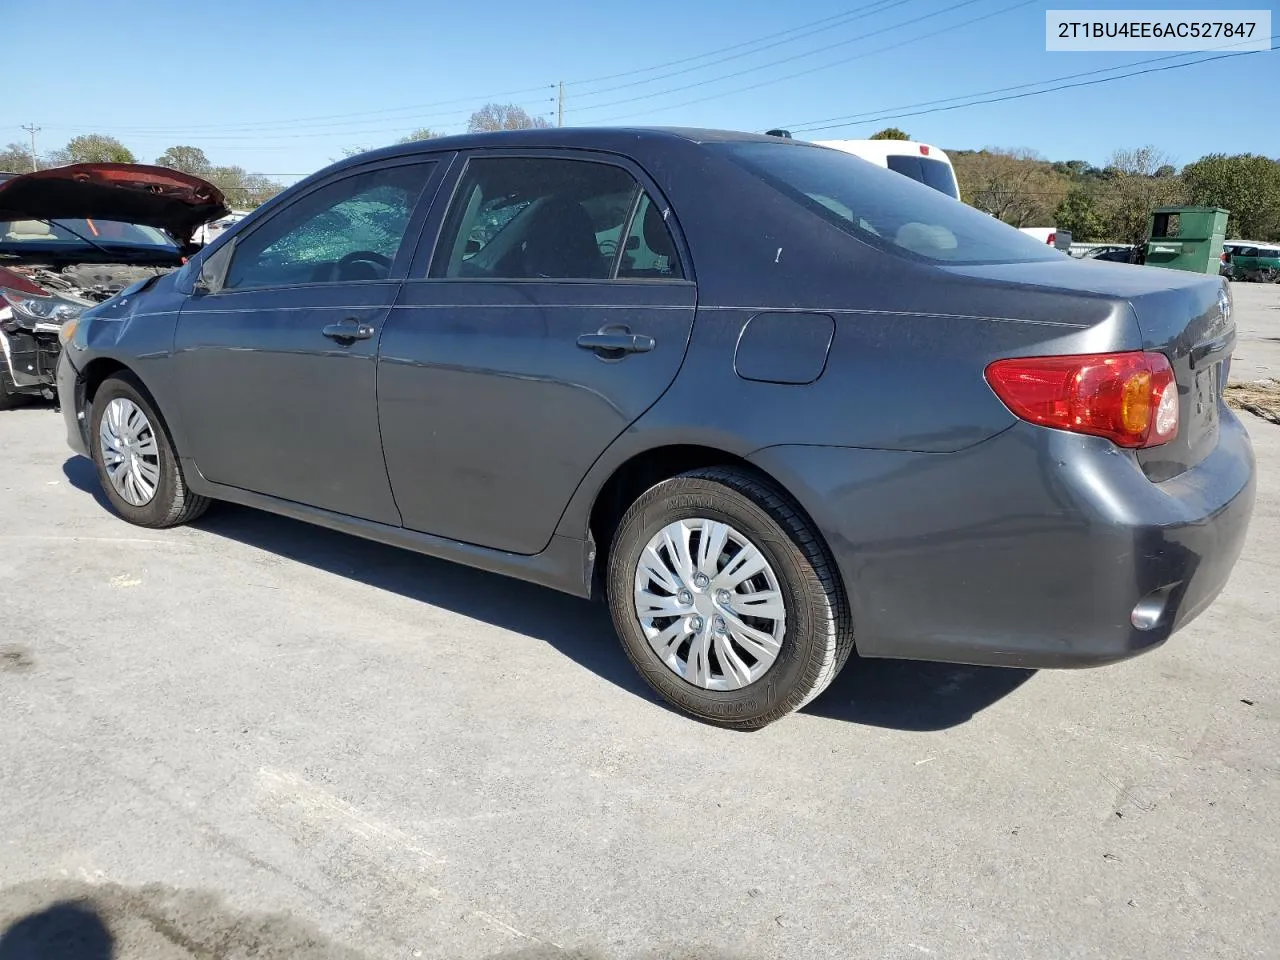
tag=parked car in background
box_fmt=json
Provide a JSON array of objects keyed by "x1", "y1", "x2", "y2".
[
  {"x1": 191, "y1": 210, "x2": 249, "y2": 247},
  {"x1": 1077, "y1": 244, "x2": 1142, "y2": 265},
  {"x1": 1225, "y1": 243, "x2": 1280, "y2": 282},
  {"x1": 1018, "y1": 226, "x2": 1072, "y2": 251},
  {"x1": 58, "y1": 128, "x2": 1255, "y2": 728},
  {"x1": 1069, "y1": 243, "x2": 1131, "y2": 260},
  {"x1": 0, "y1": 164, "x2": 227, "y2": 407}
]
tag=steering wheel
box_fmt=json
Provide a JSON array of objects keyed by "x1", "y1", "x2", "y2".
[{"x1": 338, "y1": 250, "x2": 392, "y2": 270}]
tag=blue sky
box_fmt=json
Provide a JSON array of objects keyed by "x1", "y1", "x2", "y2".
[{"x1": 4, "y1": 0, "x2": 1275, "y2": 186}]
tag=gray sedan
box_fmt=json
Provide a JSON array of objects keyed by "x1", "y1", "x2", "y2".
[{"x1": 56, "y1": 128, "x2": 1255, "y2": 727}]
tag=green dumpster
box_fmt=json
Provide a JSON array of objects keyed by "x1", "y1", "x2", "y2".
[{"x1": 1143, "y1": 206, "x2": 1228, "y2": 275}]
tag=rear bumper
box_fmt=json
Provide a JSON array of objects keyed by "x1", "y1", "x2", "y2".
[
  {"x1": 56, "y1": 349, "x2": 90, "y2": 457},
  {"x1": 749, "y1": 411, "x2": 1256, "y2": 669}
]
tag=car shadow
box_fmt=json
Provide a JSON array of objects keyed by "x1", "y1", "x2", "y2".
[
  {"x1": 62, "y1": 455, "x2": 1034, "y2": 732},
  {"x1": 62, "y1": 455, "x2": 113, "y2": 512}
]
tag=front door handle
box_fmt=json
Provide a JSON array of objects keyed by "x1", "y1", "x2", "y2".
[
  {"x1": 322, "y1": 319, "x2": 375, "y2": 343},
  {"x1": 576, "y1": 326, "x2": 655, "y2": 357}
]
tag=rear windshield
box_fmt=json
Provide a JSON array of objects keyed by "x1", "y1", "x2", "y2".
[
  {"x1": 0, "y1": 218, "x2": 176, "y2": 249},
  {"x1": 714, "y1": 141, "x2": 1064, "y2": 265},
  {"x1": 886, "y1": 154, "x2": 960, "y2": 199}
]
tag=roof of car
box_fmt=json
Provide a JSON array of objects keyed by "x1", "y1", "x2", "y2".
[{"x1": 337, "y1": 127, "x2": 792, "y2": 169}]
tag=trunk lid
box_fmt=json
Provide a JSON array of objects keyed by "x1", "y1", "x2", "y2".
[{"x1": 946, "y1": 258, "x2": 1232, "y2": 480}]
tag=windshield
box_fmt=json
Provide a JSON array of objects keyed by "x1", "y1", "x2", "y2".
[
  {"x1": 714, "y1": 141, "x2": 1064, "y2": 265},
  {"x1": 0, "y1": 218, "x2": 177, "y2": 249}
]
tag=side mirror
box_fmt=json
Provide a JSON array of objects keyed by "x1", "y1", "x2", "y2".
[{"x1": 193, "y1": 239, "x2": 235, "y2": 295}]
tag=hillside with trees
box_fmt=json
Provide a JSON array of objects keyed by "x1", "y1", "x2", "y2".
[{"x1": 947, "y1": 144, "x2": 1280, "y2": 243}]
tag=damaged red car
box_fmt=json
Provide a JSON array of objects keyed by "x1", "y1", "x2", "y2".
[{"x1": 0, "y1": 164, "x2": 227, "y2": 407}]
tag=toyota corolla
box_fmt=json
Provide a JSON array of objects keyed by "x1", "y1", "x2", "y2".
[{"x1": 56, "y1": 129, "x2": 1256, "y2": 728}]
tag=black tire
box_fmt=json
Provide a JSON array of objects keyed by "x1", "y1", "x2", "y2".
[
  {"x1": 606, "y1": 466, "x2": 854, "y2": 729},
  {"x1": 89, "y1": 374, "x2": 210, "y2": 528}
]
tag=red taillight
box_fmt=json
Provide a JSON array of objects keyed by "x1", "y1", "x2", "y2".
[
  {"x1": 985, "y1": 351, "x2": 1179, "y2": 448},
  {"x1": 919, "y1": 144, "x2": 930, "y2": 155},
  {"x1": 1047, "y1": 232, "x2": 1056, "y2": 246}
]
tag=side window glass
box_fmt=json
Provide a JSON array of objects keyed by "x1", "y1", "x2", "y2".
[
  {"x1": 431, "y1": 157, "x2": 638, "y2": 280},
  {"x1": 618, "y1": 192, "x2": 684, "y2": 279},
  {"x1": 224, "y1": 164, "x2": 433, "y2": 290}
]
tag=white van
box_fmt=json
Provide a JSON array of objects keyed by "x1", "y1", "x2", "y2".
[
  {"x1": 765, "y1": 130, "x2": 961, "y2": 200},
  {"x1": 811, "y1": 139, "x2": 961, "y2": 201}
]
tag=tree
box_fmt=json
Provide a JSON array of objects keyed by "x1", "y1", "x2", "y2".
[
  {"x1": 47, "y1": 134, "x2": 136, "y2": 165},
  {"x1": 1052, "y1": 159, "x2": 1099, "y2": 180},
  {"x1": 953, "y1": 148, "x2": 1069, "y2": 227},
  {"x1": 467, "y1": 103, "x2": 550, "y2": 133},
  {"x1": 397, "y1": 128, "x2": 444, "y2": 143},
  {"x1": 205, "y1": 165, "x2": 282, "y2": 210},
  {"x1": 868, "y1": 127, "x2": 911, "y2": 141},
  {"x1": 1053, "y1": 189, "x2": 1107, "y2": 243},
  {"x1": 1182, "y1": 153, "x2": 1280, "y2": 241},
  {"x1": 339, "y1": 128, "x2": 446, "y2": 159},
  {"x1": 0, "y1": 141, "x2": 34, "y2": 173},
  {"x1": 1093, "y1": 146, "x2": 1185, "y2": 247},
  {"x1": 155, "y1": 145, "x2": 213, "y2": 176}
]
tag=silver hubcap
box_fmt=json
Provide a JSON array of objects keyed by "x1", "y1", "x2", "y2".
[
  {"x1": 99, "y1": 398, "x2": 161, "y2": 507},
  {"x1": 633, "y1": 518, "x2": 787, "y2": 691}
]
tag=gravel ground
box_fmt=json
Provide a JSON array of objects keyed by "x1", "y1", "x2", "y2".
[{"x1": 2, "y1": 283, "x2": 1278, "y2": 960}]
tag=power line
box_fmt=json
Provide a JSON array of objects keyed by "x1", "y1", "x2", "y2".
[
  {"x1": 562, "y1": 0, "x2": 914, "y2": 88},
  {"x1": 783, "y1": 32, "x2": 1273, "y2": 131},
  {"x1": 26, "y1": 2, "x2": 911, "y2": 135},
  {"x1": 566, "y1": 0, "x2": 914, "y2": 102},
  {"x1": 35, "y1": 85, "x2": 555, "y2": 135},
  {"x1": 16, "y1": 0, "x2": 924, "y2": 136},
  {"x1": 590, "y1": 0, "x2": 1035, "y2": 123},
  {"x1": 572, "y1": 0, "x2": 990, "y2": 115},
  {"x1": 785, "y1": 40, "x2": 1278, "y2": 133}
]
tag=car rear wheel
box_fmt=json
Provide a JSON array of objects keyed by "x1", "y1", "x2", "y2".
[
  {"x1": 90, "y1": 375, "x2": 210, "y2": 528},
  {"x1": 606, "y1": 466, "x2": 853, "y2": 728}
]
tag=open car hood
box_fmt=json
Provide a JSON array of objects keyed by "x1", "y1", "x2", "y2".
[{"x1": 0, "y1": 163, "x2": 229, "y2": 245}]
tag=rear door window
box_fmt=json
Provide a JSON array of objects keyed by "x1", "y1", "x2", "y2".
[
  {"x1": 431, "y1": 157, "x2": 656, "y2": 280},
  {"x1": 617, "y1": 192, "x2": 683, "y2": 280}
]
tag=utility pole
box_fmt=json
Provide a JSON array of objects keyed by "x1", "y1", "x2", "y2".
[
  {"x1": 21, "y1": 123, "x2": 39, "y2": 171},
  {"x1": 557, "y1": 81, "x2": 564, "y2": 128}
]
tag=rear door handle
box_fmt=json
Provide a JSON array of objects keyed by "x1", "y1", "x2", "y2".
[
  {"x1": 576, "y1": 326, "x2": 655, "y2": 356},
  {"x1": 322, "y1": 319, "x2": 375, "y2": 343}
]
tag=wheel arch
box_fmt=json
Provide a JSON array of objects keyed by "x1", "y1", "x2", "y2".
[
  {"x1": 79, "y1": 357, "x2": 189, "y2": 462},
  {"x1": 80, "y1": 357, "x2": 137, "y2": 405},
  {"x1": 581, "y1": 442, "x2": 836, "y2": 602}
]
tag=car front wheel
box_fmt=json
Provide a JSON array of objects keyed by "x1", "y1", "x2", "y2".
[
  {"x1": 90, "y1": 375, "x2": 210, "y2": 528},
  {"x1": 606, "y1": 466, "x2": 853, "y2": 728}
]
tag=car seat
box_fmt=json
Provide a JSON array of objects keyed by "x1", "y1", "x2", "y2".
[{"x1": 518, "y1": 197, "x2": 607, "y2": 279}]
